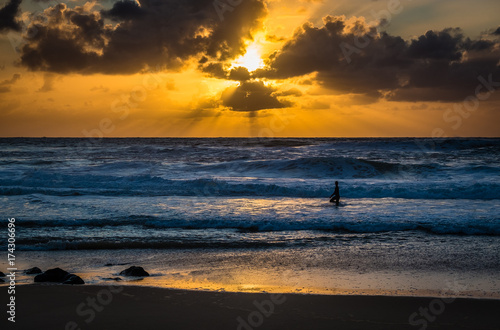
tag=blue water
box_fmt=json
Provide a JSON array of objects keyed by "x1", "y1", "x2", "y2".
[
  {"x1": 1, "y1": 137, "x2": 499, "y2": 248},
  {"x1": 0, "y1": 138, "x2": 499, "y2": 296},
  {"x1": 1, "y1": 138, "x2": 499, "y2": 199}
]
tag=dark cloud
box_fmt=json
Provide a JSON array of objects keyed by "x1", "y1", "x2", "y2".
[
  {"x1": 0, "y1": 0, "x2": 22, "y2": 33},
  {"x1": 0, "y1": 73, "x2": 21, "y2": 93},
  {"x1": 19, "y1": 0, "x2": 267, "y2": 74},
  {"x1": 200, "y1": 61, "x2": 227, "y2": 79},
  {"x1": 261, "y1": 16, "x2": 500, "y2": 102},
  {"x1": 101, "y1": 0, "x2": 145, "y2": 21},
  {"x1": 407, "y1": 28, "x2": 464, "y2": 61},
  {"x1": 259, "y1": 17, "x2": 408, "y2": 97},
  {"x1": 464, "y1": 39, "x2": 495, "y2": 51},
  {"x1": 200, "y1": 63, "x2": 254, "y2": 81},
  {"x1": 228, "y1": 66, "x2": 250, "y2": 81},
  {"x1": 20, "y1": 3, "x2": 105, "y2": 73},
  {"x1": 221, "y1": 81, "x2": 291, "y2": 111}
]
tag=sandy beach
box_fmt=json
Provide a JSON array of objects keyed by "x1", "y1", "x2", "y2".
[{"x1": 1, "y1": 284, "x2": 499, "y2": 330}]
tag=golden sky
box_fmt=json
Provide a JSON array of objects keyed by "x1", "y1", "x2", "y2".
[{"x1": 0, "y1": 0, "x2": 499, "y2": 137}]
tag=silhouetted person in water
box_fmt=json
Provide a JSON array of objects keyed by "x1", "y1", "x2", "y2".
[{"x1": 329, "y1": 181, "x2": 340, "y2": 205}]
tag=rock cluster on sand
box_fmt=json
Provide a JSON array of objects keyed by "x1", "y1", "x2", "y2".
[
  {"x1": 25, "y1": 267, "x2": 43, "y2": 274},
  {"x1": 119, "y1": 266, "x2": 150, "y2": 277},
  {"x1": 34, "y1": 268, "x2": 85, "y2": 285},
  {"x1": 0, "y1": 271, "x2": 5, "y2": 277}
]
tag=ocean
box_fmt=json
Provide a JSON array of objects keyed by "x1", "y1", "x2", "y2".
[{"x1": 1, "y1": 138, "x2": 499, "y2": 297}]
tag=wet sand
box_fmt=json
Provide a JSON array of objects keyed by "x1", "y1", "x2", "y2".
[{"x1": 1, "y1": 284, "x2": 499, "y2": 329}]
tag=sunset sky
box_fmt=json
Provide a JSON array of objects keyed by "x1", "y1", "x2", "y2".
[{"x1": 0, "y1": 0, "x2": 499, "y2": 137}]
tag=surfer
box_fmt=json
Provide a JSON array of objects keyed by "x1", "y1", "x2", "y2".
[{"x1": 329, "y1": 181, "x2": 340, "y2": 205}]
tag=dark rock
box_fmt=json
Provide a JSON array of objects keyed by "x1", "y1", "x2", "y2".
[
  {"x1": 34, "y1": 268, "x2": 69, "y2": 283},
  {"x1": 0, "y1": 271, "x2": 5, "y2": 277},
  {"x1": 119, "y1": 266, "x2": 149, "y2": 277},
  {"x1": 25, "y1": 267, "x2": 43, "y2": 275},
  {"x1": 62, "y1": 274, "x2": 85, "y2": 285},
  {"x1": 0, "y1": 278, "x2": 4, "y2": 283},
  {"x1": 32, "y1": 267, "x2": 84, "y2": 284}
]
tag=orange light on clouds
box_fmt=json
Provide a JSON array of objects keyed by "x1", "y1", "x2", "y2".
[{"x1": 0, "y1": 0, "x2": 499, "y2": 137}]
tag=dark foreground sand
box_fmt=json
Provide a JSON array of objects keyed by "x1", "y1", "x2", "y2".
[{"x1": 1, "y1": 285, "x2": 499, "y2": 330}]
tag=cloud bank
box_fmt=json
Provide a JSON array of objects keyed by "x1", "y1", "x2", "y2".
[
  {"x1": 19, "y1": 0, "x2": 267, "y2": 74},
  {"x1": 260, "y1": 16, "x2": 500, "y2": 102},
  {"x1": 9, "y1": 3, "x2": 500, "y2": 105}
]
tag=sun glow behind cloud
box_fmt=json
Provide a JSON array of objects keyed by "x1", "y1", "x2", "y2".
[{"x1": 231, "y1": 43, "x2": 265, "y2": 72}]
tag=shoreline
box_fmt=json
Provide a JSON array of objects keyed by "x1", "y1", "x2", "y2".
[
  {"x1": 4, "y1": 281, "x2": 500, "y2": 301},
  {"x1": 4, "y1": 246, "x2": 500, "y2": 302},
  {"x1": 2, "y1": 284, "x2": 499, "y2": 329}
]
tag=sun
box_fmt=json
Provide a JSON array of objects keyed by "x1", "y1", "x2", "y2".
[{"x1": 231, "y1": 43, "x2": 265, "y2": 72}]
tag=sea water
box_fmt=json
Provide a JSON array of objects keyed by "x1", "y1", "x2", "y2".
[{"x1": 0, "y1": 138, "x2": 499, "y2": 297}]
